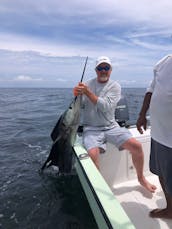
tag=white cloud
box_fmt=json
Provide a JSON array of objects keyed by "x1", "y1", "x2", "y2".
[
  {"x1": 55, "y1": 78, "x2": 68, "y2": 82},
  {"x1": 14, "y1": 75, "x2": 42, "y2": 81},
  {"x1": 132, "y1": 39, "x2": 172, "y2": 51},
  {"x1": 128, "y1": 29, "x2": 172, "y2": 39},
  {"x1": 0, "y1": 0, "x2": 172, "y2": 87}
]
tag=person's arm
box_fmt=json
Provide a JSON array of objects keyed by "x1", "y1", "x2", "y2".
[
  {"x1": 73, "y1": 82, "x2": 98, "y2": 104},
  {"x1": 136, "y1": 92, "x2": 152, "y2": 134},
  {"x1": 73, "y1": 82, "x2": 121, "y2": 111},
  {"x1": 83, "y1": 84, "x2": 98, "y2": 104},
  {"x1": 96, "y1": 84, "x2": 121, "y2": 112}
]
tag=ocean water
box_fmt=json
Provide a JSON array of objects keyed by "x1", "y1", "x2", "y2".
[{"x1": 0, "y1": 88, "x2": 146, "y2": 229}]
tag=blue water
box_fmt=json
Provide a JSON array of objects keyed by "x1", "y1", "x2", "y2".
[{"x1": 0, "y1": 88, "x2": 146, "y2": 229}]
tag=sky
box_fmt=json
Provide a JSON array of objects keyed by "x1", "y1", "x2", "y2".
[{"x1": 0, "y1": 0, "x2": 172, "y2": 88}]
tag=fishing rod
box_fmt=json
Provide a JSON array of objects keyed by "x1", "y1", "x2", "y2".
[
  {"x1": 73, "y1": 56, "x2": 88, "y2": 99},
  {"x1": 80, "y1": 56, "x2": 88, "y2": 83}
]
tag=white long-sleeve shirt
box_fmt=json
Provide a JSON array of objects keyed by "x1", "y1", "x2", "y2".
[
  {"x1": 147, "y1": 54, "x2": 172, "y2": 148},
  {"x1": 82, "y1": 78, "x2": 121, "y2": 130}
]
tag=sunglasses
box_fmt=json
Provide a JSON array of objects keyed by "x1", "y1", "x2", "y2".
[{"x1": 96, "y1": 65, "x2": 111, "y2": 71}]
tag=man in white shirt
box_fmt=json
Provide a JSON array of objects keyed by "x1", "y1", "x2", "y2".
[{"x1": 137, "y1": 55, "x2": 172, "y2": 218}]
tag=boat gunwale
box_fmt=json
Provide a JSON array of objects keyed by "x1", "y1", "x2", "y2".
[
  {"x1": 73, "y1": 143, "x2": 135, "y2": 229},
  {"x1": 73, "y1": 145, "x2": 114, "y2": 229}
]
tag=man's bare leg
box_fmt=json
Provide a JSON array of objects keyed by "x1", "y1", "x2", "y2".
[
  {"x1": 150, "y1": 177, "x2": 172, "y2": 218},
  {"x1": 88, "y1": 147, "x2": 100, "y2": 169},
  {"x1": 122, "y1": 138, "x2": 157, "y2": 193}
]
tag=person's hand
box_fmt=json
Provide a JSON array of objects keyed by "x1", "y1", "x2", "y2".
[
  {"x1": 73, "y1": 82, "x2": 88, "y2": 96},
  {"x1": 136, "y1": 115, "x2": 147, "y2": 134},
  {"x1": 73, "y1": 86, "x2": 79, "y2": 96},
  {"x1": 77, "y1": 82, "x2": 88, "y2": 94}
]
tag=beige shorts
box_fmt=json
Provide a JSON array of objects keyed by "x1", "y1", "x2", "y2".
[{"x1": 83, "y1": 126, "x2": 132, "y2": 152}]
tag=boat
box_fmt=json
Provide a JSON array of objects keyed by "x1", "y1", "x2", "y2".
[{"x1": 73, "y1": 98, "x2": 172, "y2": 229}]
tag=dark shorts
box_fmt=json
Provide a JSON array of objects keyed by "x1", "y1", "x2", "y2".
[{"x1": 150, "y1": 138, "x2": 172, "y2": 195}]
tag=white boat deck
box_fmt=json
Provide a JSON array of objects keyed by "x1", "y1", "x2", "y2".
[
  {"x1": 75, "y1": 127, "x2": 172, "y2": 229},
  {"x1": 112, "y1": 174, "x2": 172, "y2": 229}
]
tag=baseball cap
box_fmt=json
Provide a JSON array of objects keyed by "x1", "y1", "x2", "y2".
[{"x1": 95, "y1": 56, "x2": 112, "y2": 68}]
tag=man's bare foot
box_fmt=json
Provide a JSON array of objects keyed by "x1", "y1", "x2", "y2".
[
  {"x1": 139, "y1": 177, "x2": 157, "y2": 193},
  {"x1": 149, "y1": 208, "x2": 172, "y2": 219}
]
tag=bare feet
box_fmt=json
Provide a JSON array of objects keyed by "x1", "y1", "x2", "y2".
[
  {"x1": 149, "y1": 208, "x2": 172, "y2": 219},
  {"x1": 138, "y1": 177, "x2": 157, "y2": 193}
]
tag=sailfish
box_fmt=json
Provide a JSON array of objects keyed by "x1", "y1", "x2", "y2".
[{"x1": 41, "y1": 57, "x2": 88, "y2": 173}]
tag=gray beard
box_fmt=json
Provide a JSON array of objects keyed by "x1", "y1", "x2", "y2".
[{"x1": 99, "y1": 76, "x2": 108, "y2": 82}]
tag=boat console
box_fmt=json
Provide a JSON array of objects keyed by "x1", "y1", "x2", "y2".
[{"x1": 115, "y1": 95, "x2": 129, "y2": 127}]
